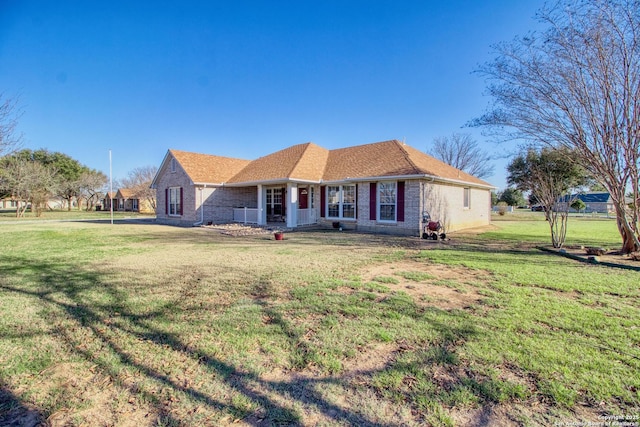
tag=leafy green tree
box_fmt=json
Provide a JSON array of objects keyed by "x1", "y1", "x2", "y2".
[
  {"x1": 491, "y1": 191, "x2": 499, "y2": 207},
  {"x1": 497, "y1": 188, "x2": 525, "y2": 207},
  {"x1": 13, "y1": 149, "x2": 87, "y2": 210},
  {"x1": 571, "y1": 199, "x2": 586, "y2": 213}
]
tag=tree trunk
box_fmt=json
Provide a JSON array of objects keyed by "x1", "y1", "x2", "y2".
[
  {"x1": 613, "y1": 200, "x2": 640, "y2": 254},
  {"x1": 618, "y1": 217, "x2": 640, "y2": 254}
]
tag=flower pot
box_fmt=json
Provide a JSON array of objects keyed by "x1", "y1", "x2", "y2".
[{"x1": 274, "y1": 232, "x2": 284, "y2": 240}]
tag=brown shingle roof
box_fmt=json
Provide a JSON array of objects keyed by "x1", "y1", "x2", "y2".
[
  {"x1": 169, "y1": 140, "x2": 492, "y2": 187},
  {"x1": 227, "y1": 143, "x2": 329, "y2": 183},
  {"x1": 323, "y1": 140, "x2": 491, "y2": 186},
  {"x1": 170, "y1": 149, "x2": 251, "y2": 184},
  {"x1": 117, "y1": 188, "x2": 135, "y2": 198},
  {"x1": 399, "y1": 143, "x2": 492, "y2": 186}
]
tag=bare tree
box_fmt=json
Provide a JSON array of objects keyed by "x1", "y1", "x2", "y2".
[
  {"x1": 508, "y1": 147, "x2": 590, "y2": 248},
  {"x1": 0, "y1": 157, "x2": 58, "y2": 217},
  {"x1": 474, "y1": 0, "x2": 640, "y2": 253},
  {"x1": 78, "y1": 169, "x2": 107, "y2": 211},
  {"x1": 0, "y1": 94, "x2": 22, "y2": 157},
  {"x1": 428, "y1": 133, "x2": 495, "y2": 179},
  {"x1": 120, "y1": 165, "x2": 158, "y2": 212}
]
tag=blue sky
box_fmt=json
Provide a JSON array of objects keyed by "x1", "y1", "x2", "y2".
[{"x1": 0, "y1": 0, "x2": 544, "y2": 188}]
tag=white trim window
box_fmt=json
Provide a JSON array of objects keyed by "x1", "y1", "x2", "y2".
[
  {"x1": 327, "y1": 185, "x2": 356, "y2": 219},
  {"x1": 168, "y1": 187, "x2": 181, "y2": 216},
  {"x1": 310, "y1": 186, "x2": 315, "y2": 209},
  {"x1": 378, "y1": 182, "x2": 397, "y2": 222},
  {"x1": 463, "y1": 188, "x2": 471, "y2": 209},
  {"x1": 132, "y1": 199, "x2": 139, "y2": 211},
  {"x1": 170, "y1": 158, "x2": 177, "y2": 173}
]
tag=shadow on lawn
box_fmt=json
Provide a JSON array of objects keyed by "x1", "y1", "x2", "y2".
[
  {"x1": 0, "y1": 384, "x2": 44, "y2": 426},
  {"x1": 0, "y1": 254, "x2": 478, "y2": 426}
]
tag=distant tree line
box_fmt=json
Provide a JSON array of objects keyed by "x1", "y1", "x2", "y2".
[{"x1": 0, "y1": 149, "x2": 107, "y2": 217}]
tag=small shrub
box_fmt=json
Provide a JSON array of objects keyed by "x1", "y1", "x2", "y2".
[{"x1": 497, "y1": 201, "x2": 508, "y2": 216}]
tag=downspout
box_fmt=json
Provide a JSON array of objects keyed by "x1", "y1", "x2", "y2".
[
  {"x1": 193, "y1": 186, "x2": 205, "y2": 226},
  {"x1": 420, "y1": 176, "x2": 436, "y2": 236}
]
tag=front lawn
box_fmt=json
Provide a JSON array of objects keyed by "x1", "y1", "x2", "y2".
[{"x1": 0, "y1": 219, "x2": 637, "y2": 426}]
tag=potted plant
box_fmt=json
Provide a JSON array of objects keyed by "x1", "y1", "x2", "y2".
[{"x1": 274, "y1": 231, "x2": 284, "y2": 240}]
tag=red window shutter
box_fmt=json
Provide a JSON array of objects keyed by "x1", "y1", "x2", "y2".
[
  {"x1": 369, "y1": 183, "x2": 377, "y2": 220},
  {"x1": 397, "y1": 181, "x2": 405, "y2": 222},
  {"x1": 179, "y1": 187, "x2": 183, "y2": 215},
  {"x1": 320, "y1": 186, "x2": 326, "y2": 218},
  {"x1": 354, "y1": 184, "x2": 358, "y2": 219},
  {"x1": 165, "y1": 188, "x2": 169, "y2": 215}
]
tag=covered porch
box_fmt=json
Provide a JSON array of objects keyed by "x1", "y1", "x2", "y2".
[{"x1": 232, "y1": 183, "x2": 319, "y2": 227}]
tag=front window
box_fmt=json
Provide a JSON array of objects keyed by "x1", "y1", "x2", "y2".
[
  {"x1": 169, "y1": 187, "x2": 181, "y2": 216},
  {"x1": 310, "y1": 186, "x2": 315, "y2": 209},
  {"x1": 463, "y1": 188, "x2": 471, "y2": 209},
  {"x1": 378, "y1": 182, "x2": 396, "y2": 222},
  {"x1": 132, "y1": 199, "x2": 139, "y2": 211},
  {"x1": 328, "y1": 186, "x2": 340, "y2": 217},
  {"x1": 342, "y1": 185, "x2": 355, "y2": 218},
  {"x1": 326, "y1": 185, "x2": 356, "y2": 219}
]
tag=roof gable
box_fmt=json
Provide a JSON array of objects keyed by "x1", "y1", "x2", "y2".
[
  {"x1": 116, "y1": 188, "x2": 135, "y2": 198},
  {"x1": 227, "y1": 143, "x2": 329, "y2": 183},
  {"x1": 169, "y1": 149, "x2": 251, "y2": 184}
]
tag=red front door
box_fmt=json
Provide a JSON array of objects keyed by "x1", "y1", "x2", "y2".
[{"x1": 299, "y1": 188, "x2": 308, "y2": 209}]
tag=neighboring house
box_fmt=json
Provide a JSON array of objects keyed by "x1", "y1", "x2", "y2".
[
  {"x1": 151, "y1": 140, "x2": 495, "y2": 236},
  {"x1": 116, "y1": 188, "x2": 138, "y2": 212},
  {"x1": 102, "y1": 192, "x2": 117, "y2": 211},
  {"x1": 1, "y1": 198, "x2": 23, "y2": 210},
  {"x1": 1, "y1": 197, "x2": 63, "y2": 210},
  {"x1": 557, "y1": 192, "x2": 625, "y2": 213},
  {"x1": 102, "y1": 189, "x2": 154, "y2": 213}
]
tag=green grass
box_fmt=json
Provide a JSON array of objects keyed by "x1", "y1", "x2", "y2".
[
  {"x1": 0, "y1": 218, "x2": 638, "y2": 426},
  {"x1": 0, "y1": 208, "x2": 152, "y2": 221}
]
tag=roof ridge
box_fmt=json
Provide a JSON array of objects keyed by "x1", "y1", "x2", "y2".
[
  {"x1": 289, "y1": 142, "x2": 313, "y2": 177},
  {"x1": 169, "y1": 148, "x2": 250, "y2": 162},
  {"x1": 392, "y1": 140, "x2": 423, "y2": 175}
]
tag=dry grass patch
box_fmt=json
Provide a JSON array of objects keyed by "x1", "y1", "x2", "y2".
[{"x1": 360, "y1": 260, "x2": 489, "y2": 310}]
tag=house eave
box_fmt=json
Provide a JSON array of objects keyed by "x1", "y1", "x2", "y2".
[
  {"x1": 150, "y1": 150, "x2": 172, "y2": 188},
  {"x1": 193, "y1": 182, "x2": 225, "y2": 187},
  {"x1": 324, "y1": 174, "x2": 496, "y2": 190},
  {"x1": 429, "y1": 176, "x2": 496, "y2": 190},
  {"x1": 223, "y1": 178, "x2": 321, "y2": 187}
]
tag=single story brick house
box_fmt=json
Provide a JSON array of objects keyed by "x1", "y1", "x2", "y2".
[{"x1": 151, "y1": 140, "x2": 494, "y2": 236}]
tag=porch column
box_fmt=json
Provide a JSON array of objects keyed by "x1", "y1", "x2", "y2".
[
  {"x1": 286, "y1": 182, "x2": 297, "y2": 228},
  {"x1": 257, "y1": 184, "x2": 265, "y2": 225}
]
